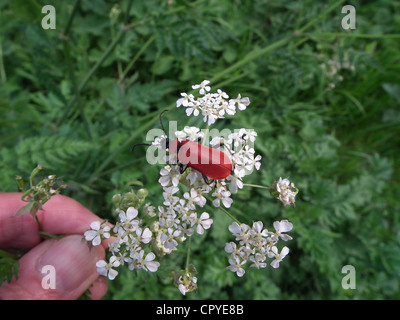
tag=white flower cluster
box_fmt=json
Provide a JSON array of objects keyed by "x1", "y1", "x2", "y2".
[
  {"x1": 84, "y1": 81, "x2": 299, "y2": 295},
  {"x1": 84, "y1": 195, "x2": 215, "y2": 282},
  {"x1": 154, "y1": 127, "x2": 262, "y2": 210},
  {"x1": 84, "y1": 208, "x2": 160, "y2": 280},
  {"x1": 153, "y1": 175, "x2": 214, "y2": 254},
  {"x1": 319, "y1": 54, "x2": 355, "y2": 90},
  {"x1": 211, "y1": 129, "x2": 261, "y2": 194},
  {"x1": 269, "y1": 177, "x2": 298, "y2": 208},
  {"x1": 177, "y1": 273, "x2": 198, "y2": 296},
  {"x1": 225, "y1": 220, "x2": 293, "y2": 277},
  {"x1": 176, "y1": 80, "x2": 250, "y2": 125}
]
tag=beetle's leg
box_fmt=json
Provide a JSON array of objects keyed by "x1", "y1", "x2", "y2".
[
  {"x1": 179, "y1": 163, "x2": 188, "y2": 175},
  {"x1": 202, "y1": 174, "x2": 213, "y2": 185}
]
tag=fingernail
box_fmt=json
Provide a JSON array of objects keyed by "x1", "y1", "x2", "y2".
[{"x1": 37, "y1": 235, "x2": 102, "y2": 292}]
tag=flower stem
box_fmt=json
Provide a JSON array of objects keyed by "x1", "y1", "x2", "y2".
[
  {"x1": 88, "y1": 114, "x2": 160, "y2": 184},
  {"x1": 39, "y1": 231, "x2": 64, "y2": 240},
  {"x1": 210, "y1": 36, "x2": 291, "y2": 85},
  {"x1": 205, "y1": 195, "x2": 241, "y2": 224},
  {"x1": 35, "y1": 215, "x2": 43, "y2": 232},
  {"x1": 310, "y1": 32, "x2": 400, "y2": 39},
  {"x1": 209, "y1": 0, "x2": 346, "y2": 85},
  {"x1": 57, "y1": 27, "x2": 127, "y2": 127},
  {"x1": 63, "y1": 0, "x2": 81, "y2": 37},
  {"x1": 185, "y1": 236, "x2": 192, "y2": 272},
  {"x1": 62, "y1": 39, "x2": 93, "y2": 140},
  {"x1": 243, "y1": 183, "x2": 270, "y2": 190},
  {"x1": 0, "y1": 41, "x2": 6, "y2": 84},
  {"x1": 202, "y1": 125, "x2": 210, "y2": 146},
  {"x1": 118, "y1": 35, "x2": 155, "y2": 85}
]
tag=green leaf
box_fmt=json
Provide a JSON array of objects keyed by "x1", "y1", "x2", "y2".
[
  {"x1": 127, "y1": 180, "x2": 144, "y2": 187},
  {"x1": 382, "y1": 83, "x2": 400, "y2": 102},
  {"x1": 0, "y1": 250, "x2": 20, "y2": 286},
  {"x1": 151, "y1": 56, "x2": 175, "y2": 75},
  {"x1": 15, "y1": 202, "x2": 34, "y2": 217}
]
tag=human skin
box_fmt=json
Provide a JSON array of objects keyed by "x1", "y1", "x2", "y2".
[{"x1": 0, "y1": 192, "x2": 110, "y2": 300}]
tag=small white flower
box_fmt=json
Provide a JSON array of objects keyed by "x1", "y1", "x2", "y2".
[
  {"x1": 268, "y1": 246, "x2": 289, "y2": 269},
  {"x1": 271, "y1": 177, "x2": 298, "y2": 207},
  {"x1": 226, "y1": 174, "x2": 243, "y2": 194},
  {"x1": 202, "y1": 107, "x2": 219, "y2": 126},
  {"x1": 218, "y1": 101, "x2": 236, "y2": 116},
  {"x1": 120, "y1": 207, "x2": 138, "y2": 222},
  {"x1": 185, "y1": 126, "x2": 204, "y2": 141},
  {"x1": 212, "y1": 188, "x2": 233, "y2": 208},
  {"x1": 227, "y1": 257, "x2": 246, "y2": 277},
  {"x1": 152, "y1": 134, "x2": 168, "y2": 149},
  {"x1": 177, "y1": 274, "x2": 198, "y2": 295},
  {"x1": 160, "y1": 228, "x2": 181, "y2": 249},
  {"x1": 108, "y1": 240, "x2": 121, "y2": 253},
  {"x1": 115, "y1": 207, "x2": 139, "y2": 236},
  {"x1": 273, "y1": 220, "x2": 293, "y2": 241},
  {"x1": 174, "y1": 130, "x2": 188, "y2": 141},
  {"x1": 178, "y1": 284, "x2": 189, "y2": 296},
  {"x1": 193, "y1": 188, "x2": 207, "y2": 207},
  {"x1": 183, "y1": 188, "x2": 199, "y2": 210},
  {"x1": 143, "y1": 203, "x2": 156, "y2": 218},
  {"x1": 251, "y1": 221, "x2": 270, "y2": 238},
  {"x1": 228, "y1": 222, "x2": 250, "y2": 239},
  {"x1": 229, "y1": 129, "x2": 247, "y2": 148},
  {"x1": 210, "y1": 136, "x2": 229, "y2": 150},
  {"x1": 176, "y1": 93, "x2": 195, "y2": 107},
  {"x1": 136, "y1": 227, "x2": 153, "y2": 244},
  {"x1": 243, "y1": 130, "x2": 257, "y2": 142},
  {"x1": 247, "y1": 154, "x2": 262, "y2": 171},
  {"x1": 216, "y1": 89, "x2": 229, "y2": 100},
  {"x1": 135, "y1": 251, "x2": 160, "y2": 272},
  {"x1": 249, "y1": 253, "x2": 267, "y2": 269},
  {"x1": 84, "y1": 221, "x2": 110, "y2": 246},
  {"x1": 186, "y1": 170, "x2": 202, "y2": 185},
  {"x1": 192, "y1": 80, "x2": 211, "y2": 95},
  {"x1": 185, "y1": 100, "x2": 201, "y2": 117},
  {"x1": 179, "y1": 222, "x2": 194, "y2": 237},
  {"x1": 224, "y1": 241, "x2": 242, "y2": 259},
  {"x1": 229, "y1": 94, "x2": 250, "y2": 111},
  {"x1": 159, "y1": 166, "x2": 180, "y2": 187},
  {"x1": 194, "y1": 212, "x2": 213, "y2": 235},
  {"x1": 163, "y1": 186, "x2": 180, "y2": 206},
  {"x1": 96, "y1": 256, "x2": 120, "y2": 280}
]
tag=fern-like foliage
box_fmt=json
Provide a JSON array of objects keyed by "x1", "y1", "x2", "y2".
[
  {"x1": 14, "y1": 136, "x2": 94, "y2": 171},
  {"x1": 154, "y1": 19, "x2": 231, "y2": 62},
  {"x1": 0, "y1": 250, "x2": 19, "y2": 287}
]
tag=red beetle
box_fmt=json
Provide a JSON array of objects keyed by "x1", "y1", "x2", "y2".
[
  {"x1": 132, "y1": 110, "x2": 232, "y2": 183},
  {"x1": 169, "y1": 139, "x2": 232, "y2": 181}
]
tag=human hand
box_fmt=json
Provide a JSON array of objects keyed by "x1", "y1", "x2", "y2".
[{"x1": 0, "y1": 192, "x2": 109, "y2": 300}]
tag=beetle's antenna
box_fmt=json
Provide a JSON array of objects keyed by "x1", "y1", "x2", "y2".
[
  {"x1": 132, "y1": 143, "x2": 152, "y2": 154},
  {"x1": 159, "y1": 110, "x2": 169, "y2": 135}
]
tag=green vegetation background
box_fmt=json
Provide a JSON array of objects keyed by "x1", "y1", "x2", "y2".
[{"x1": 0, "y1": 0, "x2": 399, "y2": 299}]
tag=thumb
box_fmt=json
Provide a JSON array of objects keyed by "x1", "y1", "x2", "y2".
[{"x1": 0, "y1": 235, "x2": 107, "y2": 300}]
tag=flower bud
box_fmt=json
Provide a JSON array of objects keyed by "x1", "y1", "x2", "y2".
[
  {"x1": 137, "y1": 188, "x2": 148, "y2": 199},
  {"x1": 112, "y1": 193, "x2": 122, "y2": 206}
]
